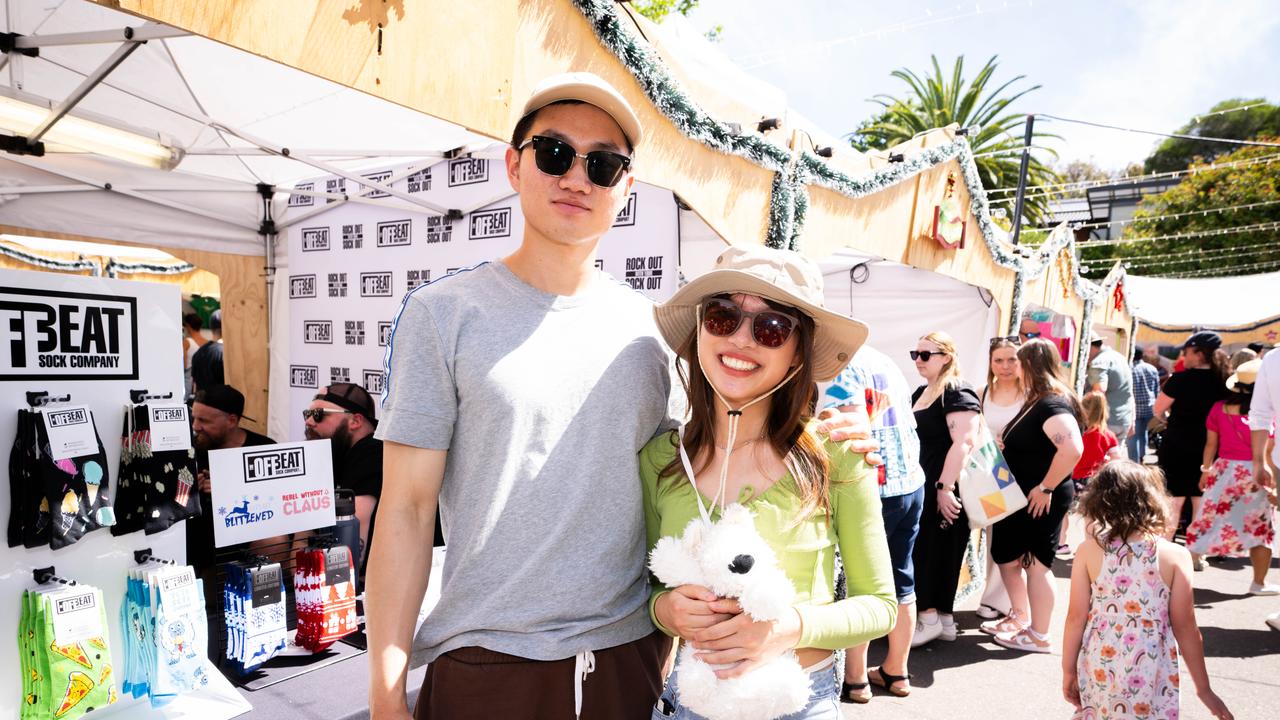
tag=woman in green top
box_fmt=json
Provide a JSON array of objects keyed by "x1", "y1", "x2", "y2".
[{"x1": 643, "y1": 246, "x2": 897, "y2": 719}]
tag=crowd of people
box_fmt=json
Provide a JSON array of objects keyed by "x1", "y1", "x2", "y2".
[{"x1": 301, "y1": 72, "x2": 1278, "y2": 720}]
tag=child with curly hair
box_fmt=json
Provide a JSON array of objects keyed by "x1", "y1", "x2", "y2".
[{"x1": 1062, "y1": 461, "x2": 1232, "y2": 720}]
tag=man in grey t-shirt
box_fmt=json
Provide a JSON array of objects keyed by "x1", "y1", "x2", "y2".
[{"x1": 1087, "y1": 333, "x2": 1135, "y2": 440}]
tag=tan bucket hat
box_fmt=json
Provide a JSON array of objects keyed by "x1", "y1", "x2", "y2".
[
  {"x1": 653, "y1": 246, "x2": 869, "y2": 381},
  {"x1": 1227, "y1": 358, "x2": 1262, "y2": 391}
]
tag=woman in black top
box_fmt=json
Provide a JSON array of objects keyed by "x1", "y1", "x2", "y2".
[
  {"x1": 908, "y1": 331, "x2": 981, "y2": 651},
  {"x1": 987, "y1": 339, "x2": 1083, "y2": 654},
  {"x1": 1153, "y1": 331, "x2": 1229, "y2": 565}
]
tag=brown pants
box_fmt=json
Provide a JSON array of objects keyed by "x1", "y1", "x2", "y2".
[{"x1": 414, "y1": 631, "x2": 672, "y2": 720}]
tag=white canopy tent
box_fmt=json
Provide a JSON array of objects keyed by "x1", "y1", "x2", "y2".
[{"x1": 1127, "y1": 270, "x2": 1280, "y2": 349}]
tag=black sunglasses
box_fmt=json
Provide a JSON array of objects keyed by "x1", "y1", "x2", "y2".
[
  {"x1": 301, "y1": 408, "x2": 351, "y2": 422},
  {"x1": 910, "y1": 350, "x2": 947, "y2": 362},
  {"x1": 700, "y1": 298, "x2": 799, "y2": 349},
  {"x1": 990, "y1": 335, "x2": 1022, "y2": 346},
  {"x1": 518, "y1": 135, "x2": 632, "y2": 188}
]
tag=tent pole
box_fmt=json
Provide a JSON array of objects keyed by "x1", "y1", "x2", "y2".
[
  {"x1": 258, "y1": 184, "x2": 276, "y2": 342},
  {"x1": 10, "y1": 23, "x2": 188, "y2": 49},
  {"x1": 1008, "y1": 114, "x2": 1035, "y2": 246},
  {"x1": 27, "y1": 39, "x2": 144, "y2": 144}
]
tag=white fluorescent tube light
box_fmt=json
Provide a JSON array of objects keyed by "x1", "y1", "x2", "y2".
[{"x1": 0, "y1": 91, "x2": 184, "y2": 170}]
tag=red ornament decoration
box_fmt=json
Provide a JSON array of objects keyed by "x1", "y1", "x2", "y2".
[
  {"x1": 932, "y1": 173, "x2": 966, "y2": 249},
  {"x1": 1112, "y1": 281, "x2": 1125, "y2": 311}
]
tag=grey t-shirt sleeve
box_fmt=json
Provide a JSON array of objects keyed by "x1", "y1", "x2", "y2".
[
  {"x1": 657, "y1": 350, "x2": 684, "y2": 436},
  {"x1": 376, "y1": 295, "x2": 457, "y2": 450}
]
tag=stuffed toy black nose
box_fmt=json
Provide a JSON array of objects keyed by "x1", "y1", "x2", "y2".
[{"x1": 728, "y1": 554, "x2": 754, "y2": 574}]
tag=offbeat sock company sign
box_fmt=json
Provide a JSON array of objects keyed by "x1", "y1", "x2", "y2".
[
  {"x1": 0, "y1": 286, "x2": 139, "y2": 380},
  {"x1": 208, "y1": 439, "x2": 336, "y2": 547},
  {"x1": 283, "y1": 156, "x2": 679, "y2": 441}
]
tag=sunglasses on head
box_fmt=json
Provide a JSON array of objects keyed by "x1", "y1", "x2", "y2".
[
  {"x1": 700, "y1": 297, "x2": 800, "y2": 349},
  {"x1": 518, "y1": 135, "x2": 632, "y2": 188},
  {"x1": 301, "y1": 408, "x2": 351, "y2": 422},
  {"x1": 909, "y1": 350, "x2": 946, "y2": 362},
  {"x1": 990, "y1": 335, "x2": 1022, "y2": 346}
]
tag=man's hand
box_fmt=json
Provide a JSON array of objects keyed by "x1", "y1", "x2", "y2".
[
  {"x1": 690, "y1": 600, "x2": 801, "y2": 679},
  {"x1": 197, "y1": 469, "x2": 211, "y2": 494}
]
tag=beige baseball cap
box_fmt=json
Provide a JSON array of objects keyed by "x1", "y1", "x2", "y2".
[{"x1": 520, "y1": 72, "x2": 642, "y2": 149}]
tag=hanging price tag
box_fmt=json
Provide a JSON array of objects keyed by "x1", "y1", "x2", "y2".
[
  {"x1": 324, "y1": 545, "x2": 352, "y2": 586},
  {"x1": 250, "y1": 564, "x2": 282, "y2": 608},
  {"x1": 147, "y1": 403, "x2": 193, "y2": 452},
  {"x1": 51, "y1": 588, "x2": 101, "y2": 645},
  {"x1": 42, "y1": 406, "x2": 99, "y2": 461},
  {"x1": 157, "y1": 566, "x2": 200, "y2": 615}
]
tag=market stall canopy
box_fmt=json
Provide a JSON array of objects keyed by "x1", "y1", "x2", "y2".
[{"x1": 1128, "y1": 271, "x2": 1280, "y2": 347}]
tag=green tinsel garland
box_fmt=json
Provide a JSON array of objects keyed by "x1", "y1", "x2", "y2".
[{"x1": 571, "y1": 0, "x2": 1131, "y2": 331}]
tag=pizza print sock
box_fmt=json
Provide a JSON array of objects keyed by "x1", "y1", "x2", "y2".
[{"x1": 22, "y1": 585, "x2": 116, "y2": 720}]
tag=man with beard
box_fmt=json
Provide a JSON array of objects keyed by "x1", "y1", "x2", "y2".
[
  {"x1": 186, "y1": 384, "x2": 275, "y2": 575},
  {"x1": 303, "y1": 382, "x2": 416, "y2": 571}
]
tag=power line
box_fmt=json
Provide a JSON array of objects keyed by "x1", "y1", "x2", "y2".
[
  {"x1": 1071, "y1": 199, "x2": 1280, "y2": 231},
  {"x1": 1037, "y1": 113, "x2": 1280, "y2": 149},
  {"x1": 1076, "y1": 220, "x2": 1280, "y2": 248},
  {"x1": 987, "y1": 153, "x2": 1280, "y2": 195},
  {"x1": 1156, "y1": 258, "x2": 1280, "y2": 278},
  {"x1": 1191, "y1": 101, "x2": 1271, "y2": 124},
  {"x1": 1085, "y1": 239, "x2": 1280, "y2": 264}
]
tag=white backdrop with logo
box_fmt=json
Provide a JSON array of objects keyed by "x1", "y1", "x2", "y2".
[{"x1": 281, "y1": 156, "x2": 679, "y2": 441}]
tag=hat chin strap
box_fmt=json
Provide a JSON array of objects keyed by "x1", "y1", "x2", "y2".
[{"x1": 694, "y1": 344, "x2": 802, "y2": 514}]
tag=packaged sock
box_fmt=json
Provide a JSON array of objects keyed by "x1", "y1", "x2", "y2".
[
  {"x1": 224, "y1": 561, "x2": 286, "y2": 674},
  {"x1": 20, "y1": 405, "x2": 115, "y2": 550},
  {"x1": 19, "y1": 581, "x2": 117, "y2": 720},
  {"x1": 293, "y1": 543, "x2": 358, "y2": 652},
  {"x1": 112, "y1": 403, "x2": 200, "y2": 537},
  {"x1": 119, "y1": 560, "x2": 211, "y2": 706}
]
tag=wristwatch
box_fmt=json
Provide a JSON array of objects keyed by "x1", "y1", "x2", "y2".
[
  {"x1": 935, "y1": 481, "x2": 954, "y2": 492},
  {"x1": 1037, "y1": 484, "x2": 1054, "y2": 495}
]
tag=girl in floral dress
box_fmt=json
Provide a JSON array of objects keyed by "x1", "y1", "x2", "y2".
[
  {"x1": 1186, "y1": 359, "x2": 1279, "y2": 594},
  {"x1": 1062, "y1": 461, "x2": 1233, "y2": 720}
]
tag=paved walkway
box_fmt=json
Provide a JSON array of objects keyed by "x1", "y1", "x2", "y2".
[{"x1": 845, "y1": 520, "x2": 1280, "y2": 720}]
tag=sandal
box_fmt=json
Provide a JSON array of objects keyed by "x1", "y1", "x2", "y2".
[
  {"x1": 868, "y1": 666, "x2": 912, "y2": 697},
  {"x1": 979, "y1": 609, "x2": 1027, "y2": 636},
  {"x1": 841, "y1": 680, "x2": 872, "y2": 704}
]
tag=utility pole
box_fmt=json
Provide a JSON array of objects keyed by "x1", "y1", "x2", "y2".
[{"x1": 1009, "y1": 114, "x2": 1035, "y2": 245}]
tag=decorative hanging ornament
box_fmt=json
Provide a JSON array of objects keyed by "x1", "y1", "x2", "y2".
[
  {"x1": 932, "y1": 172, "x2": 966, "y2": 249},
  {"x1": 1112, "y1": 281, "x2": 1125, "y2": 312},
  {"x1": 1056, "y1": 248, "x2": 1074, "y2": 299}
]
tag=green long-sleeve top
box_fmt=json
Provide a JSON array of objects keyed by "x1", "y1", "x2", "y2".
[{"x1": 640, "y1": 430, "x2": 898, "y2": 650}]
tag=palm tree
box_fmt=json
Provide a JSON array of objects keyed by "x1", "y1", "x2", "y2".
[{"x1": 851, "y1": 55, "x2": 1061, "y2": 226}]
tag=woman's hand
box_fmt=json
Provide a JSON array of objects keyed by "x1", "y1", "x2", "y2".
[
  {"x1": 937, "y1": 488, "x2": 962, "y2": 524},
  {"x1": 1199, "y1": 470, "x2": 1214, "y2": 492},
  {"x1": 654, "y1": 585, "x2": 738, "y2": 639},
  {"x1": 1027, "y1": 488, "x2": 1053, "y2": 518},
  {"x1": 1198, "y1": 688, "x2": 1234, "y2": 720},
  {"x1": 688, "y1": 600, "x2": 802, "y2": 679}
]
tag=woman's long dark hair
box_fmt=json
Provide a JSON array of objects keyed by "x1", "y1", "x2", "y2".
[
  {"x1": 1224, "y1": 383, "x2": 1254, "y2": 415},
  {"x1": 1016, "y1": 338, "x2": 1083, "y2": 426},
  {"x1": 659, "y1": 297, "x2": 832, "y2": 521}
]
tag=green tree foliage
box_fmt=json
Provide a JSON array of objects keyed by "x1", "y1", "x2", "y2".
[
  {"x1": 1081, "y1": 141, "x2": 1280, "y2": 278},
  {"x1": 1056, "y1": 159, "x2": 1112, "y2": 199},
  {"x1": 631, "y1": 0, "x2": 700, "y2": 23},
  {"x1": 1144, "y1": 98, "x2": 1280, "y2": 173},
  {"x1": 851, "y1": 55, "x2": 1061, "y2": 223}
]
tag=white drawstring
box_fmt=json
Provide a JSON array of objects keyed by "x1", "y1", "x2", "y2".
[{"x1": 573, "y1": 649, "x2": 595, "y2": 719}]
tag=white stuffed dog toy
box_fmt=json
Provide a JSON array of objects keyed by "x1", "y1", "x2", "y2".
[{"x1": 649, "y1": 504, "x2": 810, "y2": 720}]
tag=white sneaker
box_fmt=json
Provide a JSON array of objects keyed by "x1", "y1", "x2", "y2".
[
  {"x1": 939, "y1": 615, "x2": 959, "y2": 641},
  {"x1": 1250, "y1": 583, "x2": 1280, "y2": 596},
  {"x1": 975, "y1": 604, "x2": 1003, "y2": 620},
  {"x1": 911, "y1": 616, "x2": 943, "y2": 647},
  {"x1": 1267, "y1": 612, "x2": 1280, "y2": 632}
]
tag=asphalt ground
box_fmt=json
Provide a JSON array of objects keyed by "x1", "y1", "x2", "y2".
[{"x1": 844, "y1": 517, "x2": 1280, "y2": 720}]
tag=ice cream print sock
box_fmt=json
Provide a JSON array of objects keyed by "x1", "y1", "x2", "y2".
[
  {"x1": 224, "y1": 561, "x2": 287, "y2": 674},
  {"x1": 20, "y1": 583, "x2": 116, "y2": 720},
  {"x1": 32, "y1": 407, "x2": 114, "y2": 550}
]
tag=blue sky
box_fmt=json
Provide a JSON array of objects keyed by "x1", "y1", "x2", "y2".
[{"x1": 685, "y1": 0, "x2": 1280, "y2": 173}]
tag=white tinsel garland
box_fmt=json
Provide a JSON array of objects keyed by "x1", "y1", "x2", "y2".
[
  {"x1": 0, "y1": 243, "x2": 100, "y2": 275},
  {"x1": 105, "y1": 258, "x2": 196, "y2": 278}
]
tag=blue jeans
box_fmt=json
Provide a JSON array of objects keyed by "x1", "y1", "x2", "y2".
[
  {"x1": 881, "y1": 485, "x2": 925, "y2": 603},
  {"x1": 1127, "y1": 416, "x2": 1151, "y2": 462},
  {"x1": 652, "y1": 662, "x2": 840, "y2": 720}
]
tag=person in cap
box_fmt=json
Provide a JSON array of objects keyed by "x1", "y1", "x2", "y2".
[
  {"x1": 186, "y1": 384, "x2": 275, "y2": 575},
  {"x1": 365, "y1": 71, "x2": 881, "y2": 720},
  {"x1": 643, "y1": 245, "x2": 896, "y2": 718},
  {"x1": 1152, "y1": 331, "x2": 1230, "y2": 567},
  {"x1": 1086, "y1": 331, "x2": 1135, "y2": 444},
  {"x1": 304, "y1": 383, "x2": 396, "y2": 571},
  {"x1": 1186, "y1": 359, "x2": 1278, "y2": 595}
]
